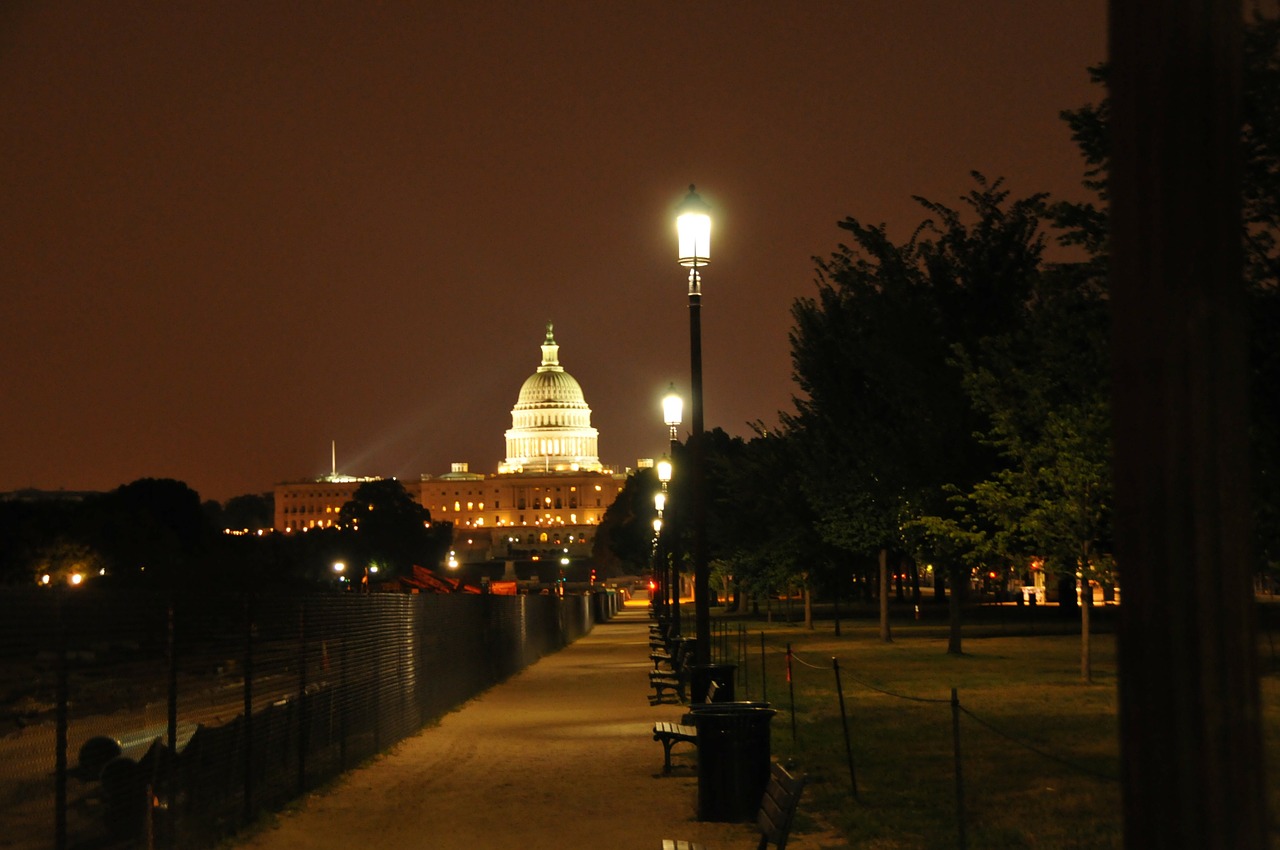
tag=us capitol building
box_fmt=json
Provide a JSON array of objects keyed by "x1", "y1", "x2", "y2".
[{"x1": 273, "y1": 323, "x2": 633, "y2": 567}]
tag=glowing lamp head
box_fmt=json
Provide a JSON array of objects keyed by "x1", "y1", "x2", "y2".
[
  {"x1": 653, "y1": 517, "x2": 663, "y2": 533},
  {"x1": 676, "y1": 184, "x2": 711, "y2": 267},
  {"x1": 663, "y1": 385, "x2": 683, "y2": 428},
  {"x1": 657, "y1": 457, "x2": 673, "y2": 483},
  {"x1": 654, "y1": 492, "x2": 666, "y2": 513}
]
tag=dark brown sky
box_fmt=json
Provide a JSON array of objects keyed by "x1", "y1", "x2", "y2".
[{"x1": 1, "y1": 1, "x2": 1106, "y2": 502}]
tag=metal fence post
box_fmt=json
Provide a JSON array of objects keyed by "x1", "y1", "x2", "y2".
[
  {"x1": 372, "y1": 599, "x2": 382, "y2": 752},
  {"x1": 242, "y1": 593, "x2": 255, "y2": 825},
  {"x1": 55, "y1": 589, "x2": 68, "y2": 850},
  {"x1": 297, "y1": 598, "x2": 308, "y2": 795},
  {"x1": 165, "y1": 595, "x2": 178, "y2": 849}
]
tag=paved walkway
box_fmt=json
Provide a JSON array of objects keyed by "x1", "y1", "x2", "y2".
[{"x1": 231, "y1": 599, "x2": 800, "y2": 850}]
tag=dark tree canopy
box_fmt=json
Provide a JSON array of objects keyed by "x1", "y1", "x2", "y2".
[
  {"x1": 594, "y1": 466, "x2": 660, "y2": 575},
  {"x1": 787, "y1": 175, "x2": 1050, "y2": 564},
  {"x1": 337, "y1": 479, "x2": 444, "y2": 577}
]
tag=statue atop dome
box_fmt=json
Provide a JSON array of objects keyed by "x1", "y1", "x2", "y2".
[
  {"x1": 539, "y1": 321, "x2": 560, "y2": 370},
  {"x1": 499, "y1": 323, "x2": 602, "y2": 474}
]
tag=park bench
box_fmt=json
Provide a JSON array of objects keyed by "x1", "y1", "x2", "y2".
[
  {"x1": 650, "y1": 630, "x2": 688, "y2": 668},
  {"x1": 650, "y1": 622, "x2": 677, "y2": 655},
  {"x1": 662, "y1": 762, "x2": 807, "y2": 850},
  {"x1": 651, "y1": 682, "x2": 720, "y2": 772},
  {"x1": 649, "y1": 639, "x2": 696, "y2": 705},
  {"x1": 652, "y1": 719, "x2": 697, "y2": 773}
]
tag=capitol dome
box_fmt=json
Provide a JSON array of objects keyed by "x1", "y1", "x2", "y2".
[{"x1": 500, "y1": 323, "x2": 602, "y2": 474}]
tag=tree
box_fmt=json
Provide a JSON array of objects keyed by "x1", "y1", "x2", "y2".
[
  {"x1": 593, "y1": 467, "x2": 661, "y2": 576},
  {"x1": 221, "y1": 493, "x2": 273, "y2": 532},
  {"x1": 337, "y1": 479, "x2": 445, "y2": 578},
  {"x1": 787, "y1": 174, "x2": 1050, "y2": 646},
  {"x1": 82, "y1": 478, "x2": 210, "y2": 585},
  {"x1": 28, "y1": 538, "x2": 105, "y2": 587},
  {"x1": 0, "y1": 496, "x2": 84, "y2": 585},
  {"x1": 920, "y1": 263, "x2": 1113, "y2": 675},
  {"x1": 709, "y1": 426, "x2": 823, "y2": 624}
]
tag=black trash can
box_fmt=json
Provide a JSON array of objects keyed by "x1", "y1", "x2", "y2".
[
  {"x1": 690, "y1": 662, "x2": 736, "y2": 703},
  {"x1": 693, "y1": 706, "x2": 777, "y2": 822}
]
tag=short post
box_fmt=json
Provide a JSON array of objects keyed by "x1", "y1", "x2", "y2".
[
  {"x1": 833, "y1": 657, "x2": 858, "y2": 800},
  {"x1": 951, "y1": 687, "x2": 967, "y2": 850},
  {"x1": 786, "y1": 643, "x2": 797, "y2": 744},
  {"x1": 738, "y1": 625, "x2": 748, "y2": 697},
  {"x1": 760, "y1": 632, "x2": 768, "y2": 703}
]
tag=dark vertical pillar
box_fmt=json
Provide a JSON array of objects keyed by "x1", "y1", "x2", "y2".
[
  {"x1": 1109, "y1": 2, "x2": 1265, "y2": 846},
  {"x1": 670, "y1": 432, "x2": 683, "y2": 635},
  {"x1": 690, "y1": 280, "x2": 710, "y2": 667},
  {"x1": 296, "y1": 599, "x2": 308, "y2": 794},
  {"x1": 54, "y1": 591, "x2": 67, "y2": 850},
  {"x1": 165, "y1": 596, "x2": 178, "y2": 850},
  {"x1": 242, "y1": 594, "x2": 254, "y2": 824}
]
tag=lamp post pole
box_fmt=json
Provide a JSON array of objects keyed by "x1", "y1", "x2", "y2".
[
  {"x1": 661, "y1": 388, "x2": 681, "y2": 631},
  {"x1": 676, "y1": 185, "x2": 711, "y2": 668}
]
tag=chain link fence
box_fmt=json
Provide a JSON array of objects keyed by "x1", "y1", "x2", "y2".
[{"x1": 0, "y1": 586, "x2": 613, "y2": 849}]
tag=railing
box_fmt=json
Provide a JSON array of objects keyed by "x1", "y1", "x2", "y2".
[{"x1": 0, "y1": 586, "x2": 610, "y2": 849}]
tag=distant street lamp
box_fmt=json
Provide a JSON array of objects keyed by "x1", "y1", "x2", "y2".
[
  {"x1": 675, "y1": 184, "x2": 711, "y2": 667},
  {"x1": 664, "y1": 384, "x2": 684, "y2": 443},
  {"x1": 652, "y1": 483, "x2": 667, "y2": 619}
]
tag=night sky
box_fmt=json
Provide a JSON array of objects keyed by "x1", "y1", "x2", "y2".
[{"x1": 1, "y1": 2, "x2": 1106, "y2": 502}]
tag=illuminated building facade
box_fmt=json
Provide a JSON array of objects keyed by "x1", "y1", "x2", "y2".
[
  {"x1": 426, "y1": 324, "x2": 625, "y2": 563},
  {"x1": 499, "y1": 323, "x2": 602, "y2": 474},
  {"x1": 274, "y1": 323, "x2": 628, "y2": 565},
  {"x1": 274, "y1": 473, "x2": 379, "y2": 533}
]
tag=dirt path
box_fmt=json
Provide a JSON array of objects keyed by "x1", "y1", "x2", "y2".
[{"x1": 231, "y1": 606, "x2": 770, "y2": 850}]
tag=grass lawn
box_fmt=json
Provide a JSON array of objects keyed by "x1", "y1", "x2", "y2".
[{"x1": 700, "y1": 605, "x2": 1280, "y2": 849}]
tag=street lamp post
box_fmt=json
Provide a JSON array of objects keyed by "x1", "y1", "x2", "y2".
[
  {"x1": 676, "y1": 184, "x2": 711, "y2": 668},
  {"x1": 661, "y1": 386, "x2": 682, "y2": 631}
]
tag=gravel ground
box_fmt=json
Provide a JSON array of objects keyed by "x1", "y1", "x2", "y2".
[{"x1": 229, "y1": 602, "x2": 838, "y2": 850}]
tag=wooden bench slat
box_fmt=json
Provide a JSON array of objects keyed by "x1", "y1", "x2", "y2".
[
  {"x1": 652, "y1": 721, "x2": 698, "y2": 772},
  {"x1": 662, "y1": 841, "x2": 704, "y2": 850}
]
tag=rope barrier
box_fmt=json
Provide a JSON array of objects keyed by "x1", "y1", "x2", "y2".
[
  {"x1": 956, "y1": 705, "x2": 1120, "y2": 783},
  {"x1": 786, "y1": 650, "x2": 827, "y2": 670},
  {"x1": 758, "y1": 635, "x2": 1117, "y2": 785}
]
